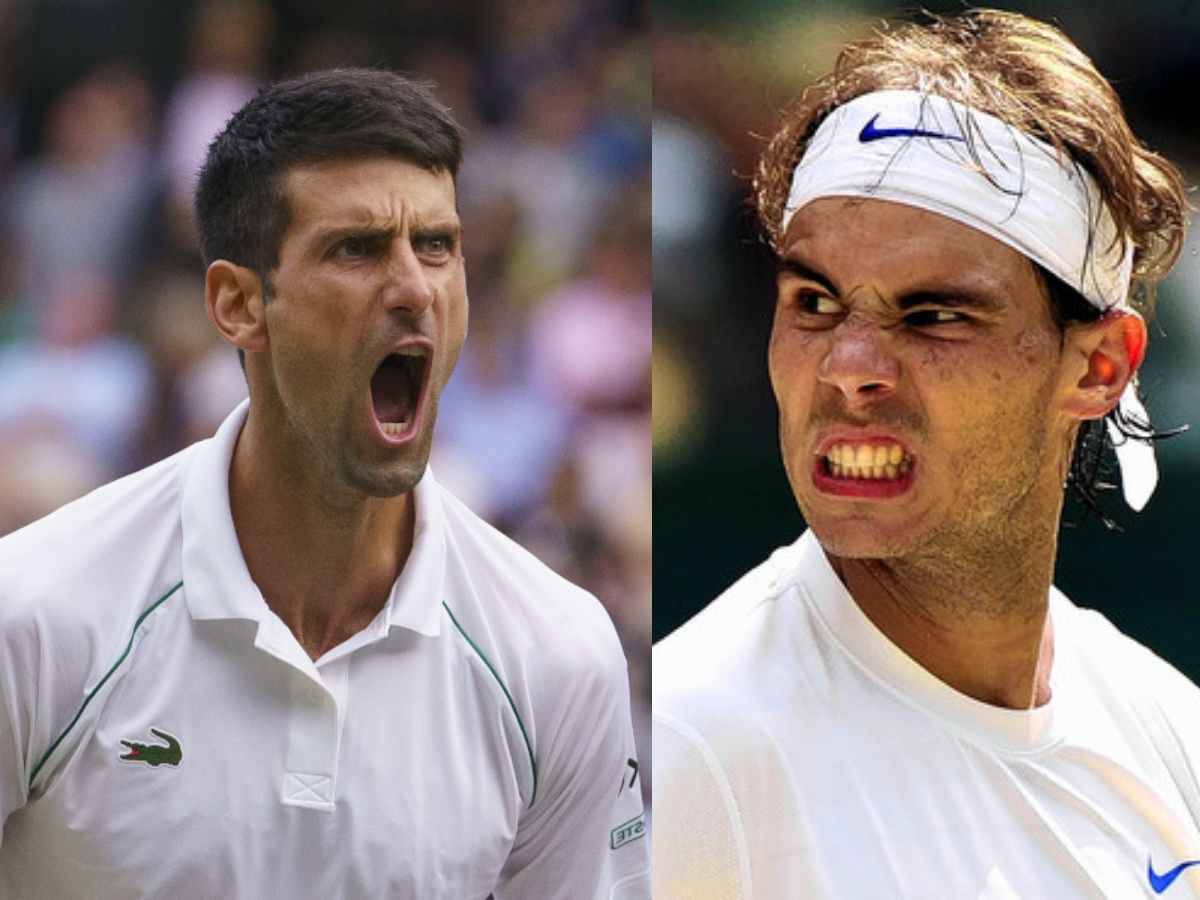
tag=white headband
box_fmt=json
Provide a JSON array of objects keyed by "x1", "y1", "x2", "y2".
[{"x1": 781, "y1": 90, "x2": 1154, "y2": 510}]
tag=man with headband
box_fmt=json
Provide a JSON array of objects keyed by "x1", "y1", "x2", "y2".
[{"x1": 654, "y1": 10, "x2": 1194, "y2": 898}]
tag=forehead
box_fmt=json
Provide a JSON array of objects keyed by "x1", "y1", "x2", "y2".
[
  {"x1": 781, "y1": 196, "x2": 1038, "y2": 295},
  {"x1": 281, "y1": 157, "x2": 458, "y2": 234}
]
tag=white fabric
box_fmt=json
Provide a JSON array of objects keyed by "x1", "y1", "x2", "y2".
[
  {"x1": 782, "y1": 90, "x2": 1131, "y2": 310},
  {"x1": 781, "y1": 89, "x2": 1155, "y2": 510},
  {"x1": 0, "y1": 400, "x2": 649, "y2": 900},
  {"x1": 1111, "y1": 401, "x2": 1158, "y2": 511},
  {"x1": 653, "y1": 531, "x2": 1200, "y2": 899}
]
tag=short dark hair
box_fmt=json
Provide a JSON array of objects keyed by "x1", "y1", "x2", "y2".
[{"x1": 195, "y1": 68, "x2": 464, "y2": 279}]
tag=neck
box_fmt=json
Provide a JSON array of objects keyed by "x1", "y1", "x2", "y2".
[
  {"x1": 828, "y1": 506, "x2": 1062, "y2": 710},
  {"x1": 229, "y1": 410, "x2": 415, "y2": 661}
]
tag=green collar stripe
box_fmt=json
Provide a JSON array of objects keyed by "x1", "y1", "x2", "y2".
[
  {"x1": 441, "y1": 601, "x2": 538, "y2": 806},
  {"x1": 28, "y1": 581, "x2": 185, "y2": 791}
]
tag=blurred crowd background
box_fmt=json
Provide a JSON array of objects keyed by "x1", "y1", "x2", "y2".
[
  {"x1": 0, "y1": 0, "x2": 650, "y2": 803},
  {"x1": 9, "y1": 0, "x2": 1200, "y2": 835},
  {"x1": 654, "y1": 0, "x2": 1200, "y2": 681}
]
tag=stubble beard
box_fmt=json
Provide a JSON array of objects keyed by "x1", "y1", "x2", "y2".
[
  {"x1": 798, "y1": 398, "x2": 1066, "y2": 622},
  {"x1": 867, "y1": 418, "x2": 1063, "y2": 622},
  {"x1": 336, "y1": 393, "x2": 441, "y2": 501}
]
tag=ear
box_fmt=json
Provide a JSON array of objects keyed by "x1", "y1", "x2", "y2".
[
  {"x1": 1060, "y1": 309, "x2": 1147, "y2": 421},
  {"x1": 205, "y1": 260, "x2": 269, "y2": 355}
]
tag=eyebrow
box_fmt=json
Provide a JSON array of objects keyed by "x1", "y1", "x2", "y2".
[
  {"x1": 895, "y1": 289, "x2": 1005, "y2": 313},
  {"x1": 413, "y1": 222, "x2": 462, "y2": 240},
  {"x1": 777, "y1": 259, "x2": 838, "y2": 297},
  {"x1": 308, "y1": 220, "x2": 462, "y2": 252},
  {"x1": 778, "y1": 256, "x2": 1006, "y2": 313},
  {"x1": 312, "y1": 223, "x2": 393, "y2": 247}
]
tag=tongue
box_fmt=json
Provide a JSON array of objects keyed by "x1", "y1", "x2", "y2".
[{"x1": 371, "y1": 360, "x2": 416, "y2": 424}]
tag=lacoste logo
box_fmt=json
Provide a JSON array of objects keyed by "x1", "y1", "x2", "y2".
[
  {"x1": 858, "y1": 113, "x2": 964, "y2": 144},
  {"x1": 1148, "y1": 856, "x2": 1200, "y2": 894},
  {"x1": 119, "y1": 728, "x2": 182, "y2": 767}
]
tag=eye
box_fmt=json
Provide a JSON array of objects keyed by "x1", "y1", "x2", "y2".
[
  {"x1": 414, "y1": 232, "x2": 455, "y2": 260},
  {"x1": 332, "y1": 235, "x2": 375, "y2": 259},
  {"x1": 791, "y1": 290, "x2": 843, "y2": 316},
  {"x1": 904, "y1": 309, "x2": 967, "y2": 327}
]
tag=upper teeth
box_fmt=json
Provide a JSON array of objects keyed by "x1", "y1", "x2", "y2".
[
  {"x1": 824, "y1": 442, "x2": 910, "y2": 480},
  {"x1": 395, "y1": 346, "x2": 426, "y2": 357}
]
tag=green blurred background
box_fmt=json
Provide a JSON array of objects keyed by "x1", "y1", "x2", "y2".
[{"x1": 652, "y1": 1, "x2": 1200, "y2": 679}]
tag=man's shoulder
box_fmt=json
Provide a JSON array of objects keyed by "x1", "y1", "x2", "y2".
[
  {"x1": 1058, "y1": 592, "x2": 1200, "y2": 714},
  {"x1": 0, "y1": 444, "x2": 197, "y2": 768},
  {"x1": 1057, "y1": 592, "x2": 1200, "y2": 799},
  {"x1": 435, "y1": 480, "x2": 625, "y2": 684},
  {"x1": 656, "y1": 540, "x2": 804, "y2": 695},
  {"x1": 0, "y1": 443, "x2": 197, "y2": 626},
  {"x1": 651, "y1": 542, "x2": 813, "y2": 887},
  {"x1": 653, "y1": 538, "x2": 809, "y2": 754}
]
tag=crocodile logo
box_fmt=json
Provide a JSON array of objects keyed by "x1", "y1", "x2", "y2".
[{"x1": 119, "y1": 728, "x2": 182, "y2": 767}]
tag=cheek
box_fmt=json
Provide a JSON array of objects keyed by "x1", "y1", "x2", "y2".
[
  {"x1": 923, "y1": 327, "x2": 1058, "y2": 398},
  {"x1": 768, "y1": 327, "x2": 807, "y2": 407},
  {"x1": 914, "y1": 345, "x2": 959, "y2": 384},
  {"x1": 438, "y1": 272, "x2": 469, "y2": 378},
  {"x1": 768, "y1": 327, "x2": 823, "y2": 444},
  {"x1": 272, "y1": 273, "x2": 353, "y2": 344},
  {"x1": 264, "y1": 279, "x2": 360, "y2": 408},
  {"x1": 768, "y1": 302, "x2": 828, "y2": 374},
  {"x1": 1000, "y1": 327, "x2": 1061, "y2": 402},
  {"x1": 923, "y1": 332, "x2": 1062, "y2": 494},
  {"x1": 1016, "y1": 325, "x2": 1055, "y2": 357}
]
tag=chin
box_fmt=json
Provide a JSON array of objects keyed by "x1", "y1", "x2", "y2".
[
  {"x1": 810, "y1": 524, "x2": 911, "y2": 560},
  {"x1": 343, "y1": 445, "x2": 432, "y2": 499},
  {"x1": 799, "y1": 499, "x2": 935, "y2": 561},
  {"x1": 366, "y1": 464, "x2": 427, "y2": 498}
]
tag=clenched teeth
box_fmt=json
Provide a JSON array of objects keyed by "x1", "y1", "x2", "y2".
[{"x1": 824, "y1": 442, "x2": 911, "y2": 480}]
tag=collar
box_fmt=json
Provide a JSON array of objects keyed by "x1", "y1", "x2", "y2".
[
  {"x1": 787, "y1": 529, "x2": 1070, "y2": 754},
  {"x1": 180, "y1": 399, "x2": 444, "y2": 638}
]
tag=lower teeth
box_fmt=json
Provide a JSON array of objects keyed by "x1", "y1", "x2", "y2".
[{"x1": 381, "y1": 421, "x2": 411, "y2": 435}]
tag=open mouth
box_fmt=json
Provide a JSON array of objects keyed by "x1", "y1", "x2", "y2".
[
  {"x1": 812, "y1": 439, "x2": 915, "y2": 498},
  {"x1": 370, "y1": 346, "x2": 429, "y2": 439}
]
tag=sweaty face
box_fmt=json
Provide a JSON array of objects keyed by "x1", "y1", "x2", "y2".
[
  {"x1": 769, "y1": 197, "x2": 1075, "y2": 560},
  {"x1": 260, "y1": 157, "x2": 467, "y2": 498}
]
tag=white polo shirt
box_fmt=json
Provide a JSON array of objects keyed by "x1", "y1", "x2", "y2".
[
  {"x1": 0, "y1": 400, "x2": 649, "y2": 900},
  {"x1": 653, "y1": 530, "x2": 1200, "y2": 899}
]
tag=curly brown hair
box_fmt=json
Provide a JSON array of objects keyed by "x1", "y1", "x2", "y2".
[
  {"x1": 754, "y1": 8, "x2": 1187, "y2": 317},
  {"x1": 753, "y1": 9, "x2": 1190, "y2": 524}
]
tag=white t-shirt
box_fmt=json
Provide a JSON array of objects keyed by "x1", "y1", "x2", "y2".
[
  {"x1": 0, "y1": 400, "x2": 649, "y2": 900},
  {"x1": 653, "y1": 530, "x2": 1200, "y2": 899}
]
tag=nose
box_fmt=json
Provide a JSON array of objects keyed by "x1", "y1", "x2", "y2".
[
  {"x1": 817, "y1": 321, "x2": 899, "y2": 405},
  {"x1": 381, "y1": 239, "x2": 436, "y2": 316}
]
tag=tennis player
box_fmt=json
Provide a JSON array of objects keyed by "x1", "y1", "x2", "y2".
[
  {"x1": 0, "y1": 70, "x2": 649, "y2": 899},
  {"x1": 653, "y1": 11, "x2": 1197, "y2": 898}
]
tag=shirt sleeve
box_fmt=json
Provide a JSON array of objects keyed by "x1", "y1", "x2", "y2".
[
  {"x1": 0, "y1": 598, "x2": 36, "y2": 846},
  {"x1": 652, "y1": 711, "x2": 748, "y2": 900},
  {"x1": 493, "y1": 640, "x2": 649, "y2": 900}
]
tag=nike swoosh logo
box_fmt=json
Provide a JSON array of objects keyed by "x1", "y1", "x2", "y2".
[
  {"x1": 1148, "y1": 856, "x2": 1200, "y2": 894},
  {"x1": 858, "y1": 113, "x2": 964, "y2": 144}
]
